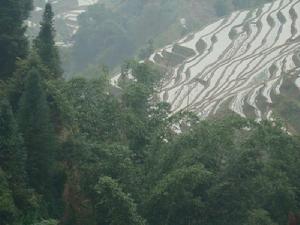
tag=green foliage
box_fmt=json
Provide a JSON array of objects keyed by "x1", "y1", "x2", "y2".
[
  {"x1": 18, "y1": 68, "x2": 56, "y2": 194},
  {"x1": 1, "y1": 57, "x2": 300, "y2": 225},
  {"x1": 0, "y1": 100, "x2": 41, "y2": 225},
  {"x1": 146, "y1": 165, "x2": 212, "y2": 225},
  {"x1": 34, "y1": 3, "x2": 62, "y2": 78},
  {"x1": 1, "y1": 4, "x2": 300, "y2": 223},
  {"x1": 0, "y1": 169, "x2": 17, "y2": 225},
  {"x1": 0, "y1": 100, "x2": 26, "y2": 184},
  {"x1": 62, "y1": 138, "x2": 137, "y2": 194},
  {"x1": 5, "y1": 51, "x2": 53, "y2": 113},
  {"x1": 272, "y1": 75, "x2": 300, "y2": 133},
  {"x1": 121, "y1": 62, "x2": 161, "y2": 115},
  {"x1": 0, "y1": 0, "x2": 32, "y2": 79},
  {"x1": 62, "y1": 77, "x2": 122, "y2": 142},
  {"x1": 142, "y1": 117, "x2": 300, "y2": 225},
  {"x1": 32, "y1": 219, "x2": 58, "y2": 225},
  {"x1": 94, "y1": 176, "x2": 145, "y2": 225},
  {"x1": 244, "y1": 209, "x2": 277, "y2": 225}
]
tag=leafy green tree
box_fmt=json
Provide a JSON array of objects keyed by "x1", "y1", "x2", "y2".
[
  {"x1": 128, "y1": 62, "x2": 160, "y2": 89},
  {"x1": 94, "y1": 176, "x2": 145, "y2": 225},
  {"x1": 7, "y1": 51, "x2": 52, "y2": 111},
  {"x1": 243, "y1": 121, "x2": 300, "y2": 225},
  {"x1": 244, "y1": 209, "x2": 277, "y2": 225},
  {"x1": 34, "y1": 3, "x2": 62, "y2": 78},
  {"x1": 18, "y1": 68, "x2": 56, "y2": 194},
  {"x1": 145, "y1": 165, "x2": 212, "y2": 225},
  {"x1": 0, "y1": 99, "x2": 41, "y2": 225},
  {"x1": 63, "y1": 77, "x2": 123, "y2": 142},
  {"x1": 120, "y1": 63, "x2": 162, "y2": 157},
  {"x1": 0, "y1": 0, "x2": 32, "y2": 79},
  {"x1": 207, "y1": 148, "x2": 265, "y2": 225},
  {"x1": 123, "y1": 83, "x2": 150, "y2": 117}
]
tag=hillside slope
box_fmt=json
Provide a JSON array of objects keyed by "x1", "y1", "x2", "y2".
[
  {"x1": 28, "y1": 0, "x2": 99, "y2": 45},
  {"x1": 147, "y1": 0, "x2": 300, "y2": 124},
  {"x1": 29, "y1": 0, "x2": 272, "y2": 72},
  {"x1": 69, "y1": 0, "x2": 218, "y2": 71}
]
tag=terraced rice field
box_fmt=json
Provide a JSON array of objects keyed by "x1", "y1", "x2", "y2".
[{"x1": 148, "y1": 0, "x2": 300, "y2": 120}]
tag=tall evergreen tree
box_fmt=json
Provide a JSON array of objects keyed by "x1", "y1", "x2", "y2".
[
  {"x1": 18, "y1": 68, "x2": 56, "y2": 193},
  {"x1": 0, "y1": 100, "x2": 31, "y2": 224},
  {"x1": 34, "y1": 3, "x2": 62, "y2": 78},
  {"x1": 0, "y1": 100, "x2": 27, "y2": 185},
  {"x1": 0, "y1": 0, "x2": 33, "y2": 79}
]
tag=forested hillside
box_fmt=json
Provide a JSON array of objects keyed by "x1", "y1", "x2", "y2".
[
  {"x1": 70, "y1": 0, "x2": 273, "y2": 72},
  {"x1": 28, "y1": 0, "x2": 273, "y2": 73},
  {"x1": 28, "y1": 0, "x2": 100, "y2": 45},
  {"x1": 1, "y1": 1, "x2": 300, "y2": 225}
]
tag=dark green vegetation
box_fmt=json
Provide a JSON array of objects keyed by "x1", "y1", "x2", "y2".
[
  {"x1": 0, "y1": 0, "x2": 33, "y2": 79},
  {"x1": 33, "y1": 3, "x2": 62, "y2": 78},
  {"x1": 1, "y1": 1, "x2": 300, "y2": 225},
  {"x1": 272, "y1": 74, "x2": 300, "y2": 134}
]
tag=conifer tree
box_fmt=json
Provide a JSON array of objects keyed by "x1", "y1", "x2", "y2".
[
  {"x1": 34, "y1": 3, "x2": 62, "y2": 78},
  {"x1": 0, "y1": 0, "x2": 33, "y2": 79},
  {"x1": 0, "y1": 100, "x2": 27, "y2": 185},
  {"x1": 18, "y1": 68, "x2": 56, "y2": 193}
]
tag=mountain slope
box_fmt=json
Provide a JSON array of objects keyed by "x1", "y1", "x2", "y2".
[
  {"x1": 29, "y1": 0, "x2": 272, "y2": 72},
  {"x1": 69, "y1": 0, "x2": 218, "y2": 71},
  {"x1": 28, "y1": 0, "x2": 99, "y2": 45},
  {"x1": 147, "y1": 0, "x2": 300, "y2": 122}
]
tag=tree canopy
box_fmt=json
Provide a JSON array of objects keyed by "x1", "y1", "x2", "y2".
[{"x1": 0, "y1": 1, "x2": 300, "y2": 225}]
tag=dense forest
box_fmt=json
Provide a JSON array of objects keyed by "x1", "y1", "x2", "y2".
[{"x1": 1, "y1": 1, "x2": 300, "y2": 225}]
